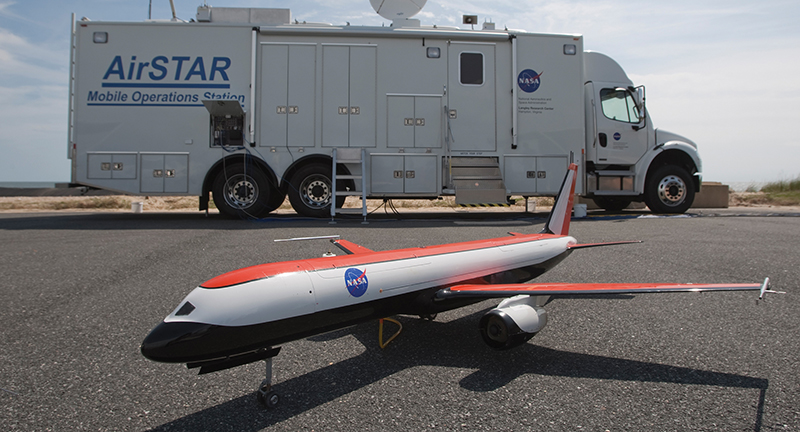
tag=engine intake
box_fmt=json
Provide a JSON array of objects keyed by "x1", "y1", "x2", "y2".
[{"x1": 479, "y1": 295, "x2": 547, "y2": 350}]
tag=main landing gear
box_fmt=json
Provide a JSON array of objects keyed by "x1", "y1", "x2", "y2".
[{"x1": 256, "y1": 357, "x2": 280, "y2": 409}]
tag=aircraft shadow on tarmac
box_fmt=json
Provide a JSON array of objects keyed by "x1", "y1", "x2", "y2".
[{"x1": 148, "y1": 307, "x2": 768, "y2": 432}]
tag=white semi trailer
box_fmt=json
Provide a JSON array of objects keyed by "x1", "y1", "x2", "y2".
[{"x1": 68, "y1": 3, "x2": 702, "y2": 218}]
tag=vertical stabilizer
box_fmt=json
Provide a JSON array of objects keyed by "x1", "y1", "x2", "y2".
[{"x1": 541, "y1": 163, "x2": 578, "y2": 236}]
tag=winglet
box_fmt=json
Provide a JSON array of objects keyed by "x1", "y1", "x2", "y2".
[
  {"x1": 541, "y1": 163, "x2": 578, "y2": 236},
  {"x1": 758, "y1": 277, "x2": 785, "y2": 301}
]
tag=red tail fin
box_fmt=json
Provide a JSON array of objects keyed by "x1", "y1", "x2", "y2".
[{"x1": 542, "y1": 163, "x2": 578, "y2": 236}]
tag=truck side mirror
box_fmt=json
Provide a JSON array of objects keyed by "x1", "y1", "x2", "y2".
[{"x1": 633, "y1": 85, "x2": 647, "y2": 131}]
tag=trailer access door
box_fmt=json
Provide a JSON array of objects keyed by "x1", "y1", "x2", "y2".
[
  {"x1": 447, "y1": 42, "x2": 497, "y2": 152},
  {"x1": 259, "y1": 43, "x2": 317, "y2": 148}
]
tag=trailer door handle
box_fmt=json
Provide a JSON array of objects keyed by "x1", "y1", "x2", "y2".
[{"x1": 599, "y1": 133, "x2": 607, "y2": 148}]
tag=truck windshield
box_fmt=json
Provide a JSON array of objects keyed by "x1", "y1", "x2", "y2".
[{"x1": 600, "y1": 88, "x2": 640, "y2": 124}]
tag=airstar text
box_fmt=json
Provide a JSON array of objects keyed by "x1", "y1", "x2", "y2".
[{"x1": 103, "y1": 56, "x2": 232, "y2": 81}]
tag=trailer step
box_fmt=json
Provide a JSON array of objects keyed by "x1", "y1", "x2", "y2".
[
  {"x1": 331, "y1": 148, "x2": 367, "y2": 223},
  {"x1": 334, "y1": 208, "x2": 366, "y2": 214},
  {"x1": 448, "y1": 157, "x2": 501, "y2": 168},
  {"x1": 447, "y1": 157, "x2": 508, "y2": 206},
  {"x1": 454, "y1": 188, "x2": 508, "y2": 205},
  {"x1": 594, "y1": 170, "x2": 635, "y2": 176}
]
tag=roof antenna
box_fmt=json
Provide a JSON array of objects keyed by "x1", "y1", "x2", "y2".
[
  {"x1": 149, "y1": 0, "x2": 180, "y2": 21},
  {"x1": 169, "y1": 0, "x2": 178, "y2": 21}
]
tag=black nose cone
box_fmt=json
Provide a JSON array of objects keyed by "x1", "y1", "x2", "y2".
[{"x1": 141, "y1": 321, "x2": 212, "y2": 363}]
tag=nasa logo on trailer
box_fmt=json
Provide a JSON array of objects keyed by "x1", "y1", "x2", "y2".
[
  {"x1": 344, "y1": 268, "x2": 369, "y2": 297},
  {"x1": 613, "y1": 132, "x2": 621, "y2": 141},
  {"x1": 517, "y1": 69, "x2": 543, "y2": 93}
]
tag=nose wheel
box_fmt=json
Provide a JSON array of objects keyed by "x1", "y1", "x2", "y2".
[
  {"x1": 256, "y1": 357, "x2": 280, "y2": 409},
  {"x1": 257, "y1": 380, "x2": 279, "y2": 408}
]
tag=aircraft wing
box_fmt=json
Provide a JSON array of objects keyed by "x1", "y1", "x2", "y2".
[
  {"x1": 567, "y1": 240, "x2": 642, "y2": 250},
  {"x1": 436, "y1": 278, "x2": 777, "y2": 300},
  {"x1": 331, "y1": 239, "x2": 375, "y2": 254}
]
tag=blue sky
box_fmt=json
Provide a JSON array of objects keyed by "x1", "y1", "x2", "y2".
[{"x1": 1, "y1": 0, "x2": 798, "y2": 184}]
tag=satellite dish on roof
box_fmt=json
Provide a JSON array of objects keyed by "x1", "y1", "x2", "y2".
[{"x1": 370, "y1": 0, "x2": 427, "y2": 20}]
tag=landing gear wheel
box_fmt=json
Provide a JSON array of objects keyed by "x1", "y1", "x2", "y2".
[
  {"x1": 212, "y1": 163, "x2": 278, "y2": 218},
  {"x1": 256, "y1": 379, "x2": 280, "y2": 409},
  {"x1": 592, "y1": 196, "x2": 632, "y2": 212},
  {"x1": 287, "y1": 164, "x2": 347, "y2": 218},
  {"x1": 644, "y1": 165, "x2": 695, "y2": 214},
  {"x1": 419, "y1": 313, "x2": 438, "y2": 321}
]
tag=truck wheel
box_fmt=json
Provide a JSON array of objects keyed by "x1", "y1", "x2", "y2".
[
  {"x1": 288, "y1": 164, "x2": 346, "y2": 218},
  {"x1": 592, "y1": 197, "x2": 632, "y2": 212},
  {"x1": 644, "y1": 165, "x2": 695, "y2": 214},
  {"x1": 212, "y1": 164, "x2": 276, "y2": 218}
]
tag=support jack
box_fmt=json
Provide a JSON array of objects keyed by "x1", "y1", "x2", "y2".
[{"x1": 378, "y1": 317, "x2": 403, "y2": 349}]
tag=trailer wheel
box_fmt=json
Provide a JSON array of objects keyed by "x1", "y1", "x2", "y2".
[
  {"x1": 592, "y1": 197, "x2": 632, "y2": 212},
  {"x1": 288, "y1": 164, "x2": 346, "y2": 218},
  {"x1": 212, "y1": 164, "x2": 276, "y2": 218},
  {"x1": 644, "y1": 165, "x2": 695, "y2": 214}
]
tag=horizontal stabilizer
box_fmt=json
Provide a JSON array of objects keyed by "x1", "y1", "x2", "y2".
[
  {"x1": 436, "y1": 281, "x2": 770, "y2": 300},
  {"x1": 331, "y1": 239, "x2": 374, "y2": 255}
]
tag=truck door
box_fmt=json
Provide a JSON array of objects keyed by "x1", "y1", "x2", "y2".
[
  {"x1": 589, "y1": 82, "x2": 648, "y2": 165},
  {"x1": 447, "y1": 42, "x2": 496, "y2": 152}
]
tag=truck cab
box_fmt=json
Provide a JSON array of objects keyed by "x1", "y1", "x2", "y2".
[{"x1": 583, "y1": 52, "x2": 701, "y2": 213}]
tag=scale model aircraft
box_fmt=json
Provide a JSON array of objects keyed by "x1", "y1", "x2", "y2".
[{"x1": 141, "y1": 164, "x2": 778, "y2": 408}]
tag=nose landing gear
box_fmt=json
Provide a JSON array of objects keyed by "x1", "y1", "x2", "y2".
[
  {"x1": 256, "y1": 356, "x2": 280, "y2": 409},
  {"x1": 256, "y1": 356, "x2": 280, "y2": 408}
]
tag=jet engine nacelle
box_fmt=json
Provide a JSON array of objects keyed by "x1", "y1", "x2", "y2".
[{"x1": 479, "y1": 295, "x2": 548, "y2": 350}]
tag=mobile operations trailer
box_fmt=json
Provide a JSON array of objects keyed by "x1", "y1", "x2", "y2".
[{"x1": 68, "y1": 4, "x2": 703, "y2": 218}]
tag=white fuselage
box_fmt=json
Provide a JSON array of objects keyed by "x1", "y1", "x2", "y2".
[{"x1": 165, "y1": 234, "x2": 575, "y2": 328}]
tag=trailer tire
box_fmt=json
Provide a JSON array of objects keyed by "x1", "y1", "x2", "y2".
[
  {"x1": 212, "y1": 164, "x2": 276, "y2": 218},
  {"x1": 644, "y1": 165, "x2": 695, "y2": 214},
  {"x1": 592, "y1": 197, "x2": 632, "y2": 212},
  {"x1": 288, "y1": 164, "x2": 346, "y2": 218}
]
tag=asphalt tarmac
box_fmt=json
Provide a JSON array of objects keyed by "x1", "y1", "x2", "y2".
[{"x1": 0, "y1": 210, "x2": 797, "y2": 431}]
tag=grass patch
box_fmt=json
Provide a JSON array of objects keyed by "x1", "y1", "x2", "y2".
[
  {"x1": 761, "y1": 176, "x2": 800, "y2": 193},
  {"x1": 730, "y1": 175, "x2": 800, "y2": 206},
  {"x1": 759, "y1": 176, "x2": 800, "y2": 206}
]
